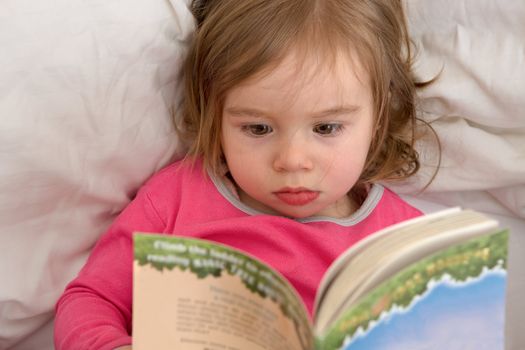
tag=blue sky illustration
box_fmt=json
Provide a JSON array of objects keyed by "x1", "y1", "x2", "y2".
[{"x1": 343, "y1": 272, "x2": 506, "y2": 350}]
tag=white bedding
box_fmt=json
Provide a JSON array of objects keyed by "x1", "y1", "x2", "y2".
[
  {"x1": 0, "y1": 0, "x2": 523, "y2": 349},
  {"x1": 395, "y1": 0, "x2": 525, "y2": 215}
]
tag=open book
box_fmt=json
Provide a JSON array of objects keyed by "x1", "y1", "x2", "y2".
[{"x1": 132, "y1": 208, "x2": 509, "y2": 350}]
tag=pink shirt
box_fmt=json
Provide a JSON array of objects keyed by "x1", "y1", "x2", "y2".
[{"x1": 54, "y1": 159, "x2": 421, "y2": 350}]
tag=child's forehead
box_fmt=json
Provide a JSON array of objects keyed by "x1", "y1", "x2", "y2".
[
  {"x1": 224, "y1": 48, "x2": 372, "y2": 112},
  {"x1": 240, "y1": 47, "x2": 370, "y2": 90}
]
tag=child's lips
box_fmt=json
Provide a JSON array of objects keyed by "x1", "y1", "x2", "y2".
[{"x1": 274, "y1": 188, "x2": 319, "y2": 206}]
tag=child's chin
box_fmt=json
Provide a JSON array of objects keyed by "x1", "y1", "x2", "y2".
[{"x1": 274, "y1": 207, "x2": 320, "y2": 219}]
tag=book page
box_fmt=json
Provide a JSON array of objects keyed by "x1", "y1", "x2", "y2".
[{"x1": 132, "y1": 234, "x2": 313, "y2": 350}]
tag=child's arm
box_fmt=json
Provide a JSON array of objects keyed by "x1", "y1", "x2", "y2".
[
  {"x1": 54, "y1": 185, "x2": 167, "y2": 350},
  {"x1": 54, "y1": 229, "x2": 134, "y2": 349}
]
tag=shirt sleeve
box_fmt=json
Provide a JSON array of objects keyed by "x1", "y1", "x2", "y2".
[{"x1": 54, "y1": 186, "x2": 166, "y2": 350}]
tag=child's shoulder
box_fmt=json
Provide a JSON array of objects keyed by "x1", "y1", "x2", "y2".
[
  {"x1": 140, "y1": 157, "x2": 207, "y2": 194},
  {"x1": 375, "y1": 185, "x2": 423, "y2": 219},
  {"x1": 153, "y1": 157, "x2": 203, "y2": 176}
]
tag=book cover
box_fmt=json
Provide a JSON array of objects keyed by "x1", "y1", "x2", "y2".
[{"x1": 318, "y1": 230, "x2": 508, "y2": 350}]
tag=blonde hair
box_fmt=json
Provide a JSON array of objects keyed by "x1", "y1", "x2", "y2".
[{"x1": 177, "y1": 0, "x2": 436, "y2": 187}]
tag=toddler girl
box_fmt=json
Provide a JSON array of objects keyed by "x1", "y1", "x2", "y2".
[{"x1": 55, "y1": 0, "x2": 437, "y2": 349}]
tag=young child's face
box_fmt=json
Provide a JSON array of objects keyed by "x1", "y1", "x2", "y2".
[{"x1": 221, "y1": 51, "x2": 375, "y2": 218}]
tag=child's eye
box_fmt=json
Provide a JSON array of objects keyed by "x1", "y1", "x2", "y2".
[
  {"x1": 313, "y1": 123, "x2": 343, "y2": 135},
  {"x1": 242, "y1": 124, "x2": 273, "y2": 136}
]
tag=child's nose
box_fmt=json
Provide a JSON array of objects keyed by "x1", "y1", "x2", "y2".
[{"x1": 273, "y1": 137, "x2": 313, "y2": 172}]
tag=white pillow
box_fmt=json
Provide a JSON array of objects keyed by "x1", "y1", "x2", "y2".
[
  {"x1": 391, "y1": 0, "x2": 525, "y2": 218},
  {"x1": 0, "y1": 0, "x2": 194, "y2": 348}
]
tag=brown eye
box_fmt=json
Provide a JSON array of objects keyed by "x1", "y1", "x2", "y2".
[
  {"x1": 243, "y1": 124, "x2": 273, "y2": 136},
  {"x1": 313, "y1": 123, "x2": 343, "y2": 135}
]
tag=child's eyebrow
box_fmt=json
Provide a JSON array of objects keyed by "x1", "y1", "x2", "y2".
[
  {"x1": 224, "y1": 105, "x2": 361, "y2": 118},
  {"x1": 312, "y1": 105, "x2": 361, "y2": 118},
  {"x1": 224, "y1": 107, "x2": 268, "y2": 118}
]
